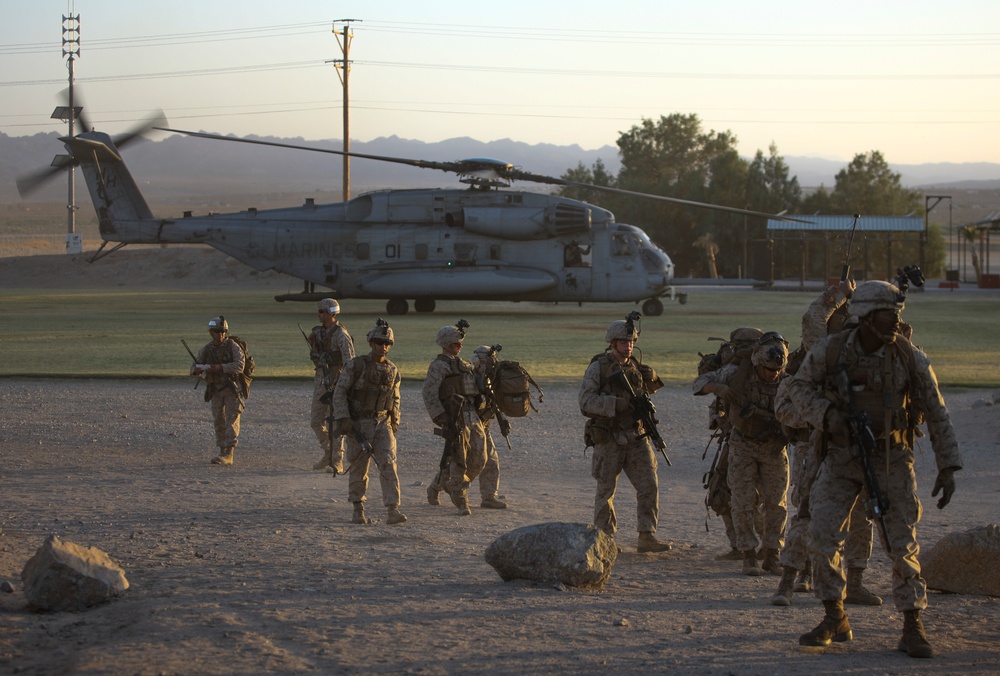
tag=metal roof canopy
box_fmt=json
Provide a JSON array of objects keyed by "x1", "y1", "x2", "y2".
[{"x1": 766, "y1": 215, "x2": 925, "y2": 233}]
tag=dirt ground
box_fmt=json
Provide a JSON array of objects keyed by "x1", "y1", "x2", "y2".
[
  {"x1": 0, "y1": 251, "x2": 998, "y2": 674},
  {"x1": 0, "y1": 378, "x2": 997, "y2": 675}
]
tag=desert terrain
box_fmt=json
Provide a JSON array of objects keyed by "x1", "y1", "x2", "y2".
[{"x1": 0, "y1": 251, "x2": 998, "y2": 674}]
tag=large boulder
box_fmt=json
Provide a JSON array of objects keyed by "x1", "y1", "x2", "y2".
[
  {"x1": 484, "y1": 522, "x2": 617, "y2": 590},
  {"x1": 922, "y1": 524, "x2": 1000, "y2": 597},
  {"x1": 21, "y1": 535, "x2": 129, "y2": 611}
]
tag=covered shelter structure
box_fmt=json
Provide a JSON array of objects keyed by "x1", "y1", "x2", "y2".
[{"x1": 764, "y1": 215, "x2": 925, "y2": 287}]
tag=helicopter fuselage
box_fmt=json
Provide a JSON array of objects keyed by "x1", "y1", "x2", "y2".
[{"x1": 70, "y1": 131, "x2": 676, "y2": 314}]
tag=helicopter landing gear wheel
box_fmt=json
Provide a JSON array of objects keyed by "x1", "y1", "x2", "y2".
[
  {"x1": 414, "y1": 298, "x2": 436, "y2": 313},
  {"x1": 386, "y1": 298, "x2": 409, "y2": 315},
  {"x1": 642, "y1": 298, "x2": 664, "y2": 317}
]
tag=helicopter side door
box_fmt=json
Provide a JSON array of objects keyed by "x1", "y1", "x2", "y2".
[{"x1": 559, "y1": 238, "x2": 593, "y2": 299}]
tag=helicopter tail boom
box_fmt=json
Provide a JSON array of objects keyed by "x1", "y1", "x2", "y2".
[{"x1": 62, "y1": 132, "x2": 156, "y2": 243}]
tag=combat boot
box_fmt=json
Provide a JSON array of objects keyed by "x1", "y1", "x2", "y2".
[
  {"x1": 898, "y1": 609, "x2": 933, "y2": 658},
  {"x1": 742, "y1": 550, "x2": 762, "y2": 576},
  {"x1": 211, "y1": 447, "x2": 234, "y2": 466},
  {"x1": 427, "y1": 485, "x2": 440, "y2": 506},
  {"x1": 715, "y1": 547, "x2": 743, "y2": 561},
  {"x1": 845, "y1": 567, "x2": 882, "y2": 606},
  {"x1": 312, "y1": 448, "x2": 332, "y2": 471},
  {"x1": 637, "y1": 532, "x2": 672, "y2": 553},
  {"x1": 794, "y1": 561, "x2": 812, "y2": 592},
  {"x1": 761, "y1": 548, "x2": 782, "y2": 575},
  {"x1": 799, "y1": 600, "x2": 852, "y2": 646},
  {"x1": 771, "y1": 567, "x2": 797, "y2": 606},
  {"x1": 480, "y1": 496, "x2": 508, "y2": 509},
  {"x1": 386, "y1": 506, "x2": 407, "y2": 525},
  {"x1": 352, "y1": 502, "x2": 371, "y2": 525},
  {"x1": 454, "y1": 495, "x2": 472, "y2": 516}
]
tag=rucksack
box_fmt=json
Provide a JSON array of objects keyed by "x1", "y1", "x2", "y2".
[
  {"x1": 228, "y1": 335, "x2": 255, "y2": 398},
  {"x1": 491, "y1": 360, "x2": 543, "y2": 418}
]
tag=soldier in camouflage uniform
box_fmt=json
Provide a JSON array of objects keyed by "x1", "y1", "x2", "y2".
[
  {"x1": 191, "y1": 316, "x2": 246, "y2": 466},
  {"x1": 307, "y1": 298, "x2": 355, "y2": 474},
  {"x1": 699, "y1": 327, "x2": 767, "y2": 561},
  {"x1": 779, "y1": 281, "x2": 961, "y2": 658},
  {"x1": 772, "y1": 279, "x2": 882, "y2": 607},
  {"x1": 427, "y1": 345, "x2": 509, "y2": 510},
  {"x1": 579, "y1": 317, "x2": 670, "y2": 553},
  {"x1": 695, "y1": 331, "x2": 790, "y2": 576},
  {"x1": 332, "y1": 319, "x2": 405, "y2": 526},
  {"x1": 423, "y1": 321, "x2": 488, "y2": 516}
]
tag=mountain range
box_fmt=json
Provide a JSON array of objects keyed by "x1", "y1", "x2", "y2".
[{"x1": 3, "y1": 131, "x2": 999, "y2": 203}]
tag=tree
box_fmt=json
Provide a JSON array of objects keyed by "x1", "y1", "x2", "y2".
[{"x1": 829, "y1": 150, "x2": 922, "y2": 215}]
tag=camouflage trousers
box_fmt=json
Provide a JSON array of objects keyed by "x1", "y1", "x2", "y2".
[
  {"x1": 445, "y1": 408, "x2": 487, "y2": 501},
  {"x1": 780, "y1": 438, "x2": 873, "y2": 570},
  {"x1": 727, "y1": 433, "x2": 788, "y2": 552},
  {"x1": 431, "y1": 428, "x2": 501, "y2": 501},
  {"x1": 346, "y1": 415, "x2": 401, "y2": 507},
  {"x1": 809, "y1": 441, "x2": 925, "y2": 611},
  {"x1": 591, "y1": 437, "x2": 660, "y2": 535},
  {"x1": 210, "y1": 386, "x2": 244, "y2": 450},
  {"x1": 310, "y1": 375, "x2": 345, "y2": 457}
]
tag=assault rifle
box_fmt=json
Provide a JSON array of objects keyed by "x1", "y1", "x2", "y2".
[
  {"x1": 836, "y1": 367, "x2": 892, "y2": 553},
  {"x1": 611, "y1": 366, "x2": 671, "y2": 466},
  {"x1": 840, "y1": 214, "x2": 861, "y2": 282},
  {"x1": 181, "y1": 338, "x2": 203, "y2": 389}
]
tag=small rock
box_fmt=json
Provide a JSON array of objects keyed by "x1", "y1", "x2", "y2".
[
  {"x1": 971, "y1": 398, "x2": 992, "y2": 409},
  {"x1": 1, "y1": 580, "x2": 15, "y2": 593},
  {"x1": 615, "y1": 617, "x2": 630, "y2": 627}
]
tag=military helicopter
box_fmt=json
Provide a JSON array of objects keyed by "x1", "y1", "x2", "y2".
[{"x1": 19, "y1": 121, "x2": 800, "y2": 316}]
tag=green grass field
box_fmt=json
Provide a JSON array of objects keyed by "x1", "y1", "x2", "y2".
[{"x1": 0, "y1": 288, "x2": 996, "y2": 386}]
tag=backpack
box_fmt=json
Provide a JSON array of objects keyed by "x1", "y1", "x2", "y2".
[
  {"x1": 492, "y1": 360, "x2": 543, "y2": 418},
  {"x1": 228, "y1": 335, "x2": 255, "y2": 398}
]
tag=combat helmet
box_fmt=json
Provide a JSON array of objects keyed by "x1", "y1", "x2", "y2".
[
  {"x1": 751, "y1": 331, "x2": 789, "y2": 371},
  {"x1": 471, "y1": 345, "x2": 498, "y2": 367},
  {"x1": 848, "y1": 281, "x2": 905, "y2": 319},
  {"x1": 605, "y1": 311, "x2": 642, "y2": 343},
  {"x1": 366, "y1": 318, "x2": 394, "y2": 344},
  {"x1": 436, "y1": 319, "x2": 470, "y2": 348},
  {"x1": 208, "y1": 316, "x2": 229, "y2": 333},
  {"x1": 318, "y1": 298, "x2": 340, "y2": 315}
]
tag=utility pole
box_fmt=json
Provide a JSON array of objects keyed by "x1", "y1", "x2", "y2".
[
  {"x1": 59, "y1": 11, "x2": 82, "y2": 254},
  {"x1": 331, "y1": 19, "x2": 360, "y2": 201}
]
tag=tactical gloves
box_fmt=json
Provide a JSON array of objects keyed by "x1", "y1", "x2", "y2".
[
  {"x1": 712, "y1": 383, "x2": 739, "y2": 406},
  {"x1": 931, "y1": 468, "x2": 956, "y2": 509},
  {"x1": 335, "y1": 418, "x2": 353, "y2": 435}
]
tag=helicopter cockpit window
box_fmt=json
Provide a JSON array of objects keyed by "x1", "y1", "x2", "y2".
[{"x1": 611, "y1": 234, "x2": 633, "y2": 257}]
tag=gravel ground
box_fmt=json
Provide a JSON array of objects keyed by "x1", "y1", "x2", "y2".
[{"x1": 0, "y1": 377, "x2": 998, "y2": 675}]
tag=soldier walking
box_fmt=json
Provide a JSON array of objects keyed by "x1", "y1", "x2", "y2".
[
  {"x1": 332, "y1": 319, "x2": 405, "y2": 526},
  {"x1": 695, "y1": 331, "x2": 790, "y2": 575},
  {"x1": 579, "y1": 314, "x2": 670, "y2": 553},
  {"x1": 307, "y1": 298, "x2": 354, "y2": 473},
  {"x1": 190, "y1": 316, "x2": 246, "y2": 466},
  {"x1": 423, "y1": 320, "x2": 487, "y2": 516},
  {"x1": 778, "y1": 281, "x2": 961, "y2": 658}
]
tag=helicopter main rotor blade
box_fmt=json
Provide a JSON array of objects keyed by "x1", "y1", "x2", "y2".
[
  {"x1": 156, "y1": 127, "x2": 810, "y2": 223},
  {"x1": 154, "y1": 127, "x2": 472, "y2": 175},
  {"x1": 511, "y1": 171, "x2": 811, "y2": 224}
]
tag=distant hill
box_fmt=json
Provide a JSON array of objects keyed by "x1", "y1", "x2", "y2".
[{"x1": 4, "y1": 131, "x2": 1000, "y2": 202}]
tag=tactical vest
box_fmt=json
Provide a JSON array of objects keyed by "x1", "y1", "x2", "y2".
[
  {"x1": 726, "y1": 359, "x2": 783, "y2": 441},
  {"x1": 203, "y1": 339, "x2": 238, "y2": 389},
  {"x1": 589, "y1": 352, "x2": 646, "y2": 432},
  {"x1": 311, "y1": 323, "x2": 348, "y2": 374},
  {"x1": 346, "y1": 355, "x2": 397, "y2": 417},
  {"x1": 437, "y1": 354, "x2": 480, "y2": 414},
  {"x1": 826, "y1": 331, "x2": 921, "y2": 444}
]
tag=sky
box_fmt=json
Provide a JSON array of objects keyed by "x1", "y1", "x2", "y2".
[{"x1": 2, "y1": 0, "x2": 999, "y2": 165}]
